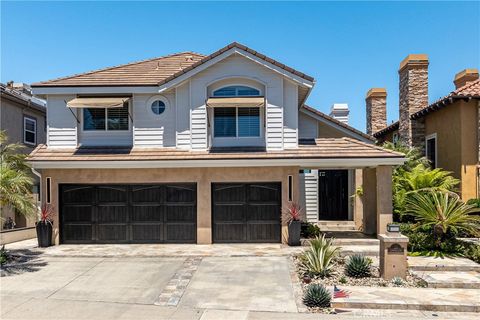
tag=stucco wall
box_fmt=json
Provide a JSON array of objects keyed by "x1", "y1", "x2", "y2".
[
  {"x1": 40, "y1": 166, "x2": 299, "y2": 245},
  {"x1": 425, "y1": 100, "x2": 478, "y2": 200}
]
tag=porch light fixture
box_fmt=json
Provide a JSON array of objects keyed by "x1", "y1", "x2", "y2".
[{"x1": 387, "y1": 223, "x2": 400, "y2": 233}]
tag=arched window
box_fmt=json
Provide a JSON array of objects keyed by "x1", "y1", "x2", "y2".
[{"x1": 213, "y1": 85, "x2": 260, "y2": 97}]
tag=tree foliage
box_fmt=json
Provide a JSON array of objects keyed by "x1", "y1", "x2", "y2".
[{"x1": 0, "y1": 131, "x2": 36, "y2": 218}]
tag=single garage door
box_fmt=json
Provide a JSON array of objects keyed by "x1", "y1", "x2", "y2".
[
  {"x1": 212, "y1": 182, "x2": 281, "y2": 243},
  {"x1": 60, "y1": 184, "x2": 196, "y2": 244}
]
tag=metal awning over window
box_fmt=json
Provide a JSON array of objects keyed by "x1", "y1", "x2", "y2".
[
  {"x1": 66, "y1": 97, "x2": 130, "y2": 109},
  {"x1": 206, "y1": 97, "x2": 265, "y2": 108}
]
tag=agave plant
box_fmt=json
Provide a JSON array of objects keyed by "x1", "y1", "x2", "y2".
[
  {"x1": 303, "y1": 283, "x2": 331, "y2": 308},
  {"x1": 298, "y1": 234, "x2": 339, "y2": 278},
  {"x1": 345, "y1": 255, "x2": 372, "y2": 278},
  {"x1": 405, "y1": 191, "x2": 480, "y2": 247}
]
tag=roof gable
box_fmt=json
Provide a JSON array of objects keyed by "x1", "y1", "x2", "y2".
[{"x1": 300, "y1": 105, "x2": 374, "y2": 142}]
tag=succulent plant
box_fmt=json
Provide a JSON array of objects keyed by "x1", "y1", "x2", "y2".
[
  {"x1": 303, "y1": 283, "x2": 331, "y2": 308},
  {"x1": 298, "y1": 235, "x2": 340, "y2": 278},
  {"x1": 391, "y1": 277, "x2": 404, "y2": 286},
  {"x1": 345, "y1": 255, "x2": 372, "y2": 278},
  {"x1": 339, "y1": 275, "x2": 347, "y2": 284}
]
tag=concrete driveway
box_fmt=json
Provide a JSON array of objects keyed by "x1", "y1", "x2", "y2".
[{"x1": 1, "y1": 251, "x2": 299, "y2": 319}]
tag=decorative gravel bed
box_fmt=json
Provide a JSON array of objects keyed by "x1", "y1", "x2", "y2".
[{"x1": 293, "y1": 254, "x2": 427, "y2": 288}]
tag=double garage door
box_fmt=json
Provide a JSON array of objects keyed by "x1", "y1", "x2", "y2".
[{"x1": 60, "y1": 182, "x2": 281, "y2": 244}]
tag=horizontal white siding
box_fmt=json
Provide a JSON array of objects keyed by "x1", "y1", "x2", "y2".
[
  {"x1": 46, "y1": 95, "x2": 77, "y2": 148},
  {"x1": 133, "y1": 93, "x2": 175, "y2": 148},
  {"x1": 283, "y1": 79, "x2": 298, "y2": 149},
  {"x1": 304, "y1": 170, "x2": 319, "y2": 222},
  {"x1": 175, "y1": 82, "x2": 191, "y2": 150}
]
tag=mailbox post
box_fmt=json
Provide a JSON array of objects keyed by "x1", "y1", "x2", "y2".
[{"x1": 378, "y1": 232, "x2": 409, "y2": 280}]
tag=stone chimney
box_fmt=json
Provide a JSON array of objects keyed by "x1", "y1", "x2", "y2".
[
  {"x1": 454, "y1": 69, "x2": 479, "y2": 89},
  {"x1": 329, "y1": 103, "x2": 350, "y2": 125},
  {"x1": 398, "y1": 54, "x2": 429, "y2": 151},
  {"x1": 365, "y1": 88, "x2": 387, "y2": 135}
]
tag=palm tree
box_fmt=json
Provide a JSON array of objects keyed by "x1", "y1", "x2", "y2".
[
  {"x1": 0, "y1": 131, "x2": 36, "y2": 218},
  {"x1": 405, "y1": 191, "x2": 480, "y2": 247}
]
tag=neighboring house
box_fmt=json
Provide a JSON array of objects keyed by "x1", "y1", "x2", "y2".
[
  {"x1": 368, "y1": 54, "x2": 480, "y2": 201},
  {"x1": 29, "y1": 42, "x2": 404, "y2": 245},
  {"x1": 0, "y1": 82, "x2": 46, "y2": 230}
]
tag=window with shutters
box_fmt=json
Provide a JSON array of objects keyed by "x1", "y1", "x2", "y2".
[{"x1": 83, "y1": 103, "x2": 129, "y2": 131}]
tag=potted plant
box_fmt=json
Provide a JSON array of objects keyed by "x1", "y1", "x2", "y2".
[
  {"x1": 284, "y1": 202, "x2": 303, "y2": 246},
  {"x1": 36, "y1": 204, "x2": 53, "y2": 247}
]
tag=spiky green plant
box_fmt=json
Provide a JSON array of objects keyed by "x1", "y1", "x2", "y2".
[
  {"x1": 405, "y1": 191, "x2": 480, "y2": 247},
  {"x1": 391, "y1": 277, "x2": 404, "y2": 287},
  {"x1": 0, "y1": 131, "x2": 36, "y2": 218},
  {"x1": 345, "y1": 255, "x2": 372, "y2": 278},
  {"x1": 0, "y1": 245, "x2": 9, "y2": 265},
  {"x1": 303, "y1": 283, "x2": 331, "y2": 308},
  {"x1": 298, "y1": 234, "x2": 340, "y2": 278}
]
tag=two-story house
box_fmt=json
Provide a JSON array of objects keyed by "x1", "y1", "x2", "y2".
[
  {"x1": 29, "y1": 42, "x2": 404, "y2": 245},
  {"x1": 369, "y1": 54, "x2": 479, "y2": 201},
  {"x1": 1, "y1": 82, "x2": 46, "y2": 231}
]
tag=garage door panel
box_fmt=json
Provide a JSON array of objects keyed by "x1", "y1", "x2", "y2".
[
  {"x1": 214, "y1": 224, "x2": 246, "y2": 242},
  {"x1": 248, "y1": 184, "x2": 280, "y2": 202},
  {"x1": 131, "y1": 206, "x2": 163, "y2": 222},
  {"x1": 62, "y1": 205, "x2": 92, "y2": 222},
  {"x1": 61, "y1": 186, "x2": 93, "y2": 203},
  {"x1": 166, "y1": 185, "x2": 196, "y2": 203},
  {"x1": 213, "y1": 184, "x2": 245, "y2": 203},
  {"x1": 213, "y1": 204, "x2": 245, "y2": 222},
  {"x1": 166, "y1": 224, "x2": 196, "y2": 242},
  {"x1": 131, "y1": 185, "x2": 164, "y2": 203},
  {"x1": 132, "y1": 224, "x2": 163, "y2": 241},
  {"x1": 97, "y1": 206, "x2": 128, "y2": 223},
  {"x1": 248, "y1": 223, "x2": 281, "y2": 242},
  {"x1": 97, "y1": 224, "x2": 127, "y2": 241},
  {"x1": 212, "y1": 182, "x2": 281, "y2": 243},
  {"x1": 97, "y1": 186, "x2": 128, "y2": 203},
  {"x1": 63, "y1": 224, "x2": 92, "y2": 242},
  {"x1": 60, "y1": 184, "x2": 196, "y2": 244},
  {"x1": 166, "y1": 205, "x2": 195, "y2": 222},
  {"x1": 247, "y1": 204, "x2": 279, "y2": 221}
]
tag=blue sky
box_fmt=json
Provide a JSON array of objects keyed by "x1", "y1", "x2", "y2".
[{"x1": 1, "y1": 1, "x2": 479, "y2": 132}]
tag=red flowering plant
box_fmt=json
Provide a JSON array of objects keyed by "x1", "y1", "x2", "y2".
[
  {"x1": 283, "y1": 202, "x2": 303, "y2": 224},
  {"x1": 38, "y1": 204, "x2": 53, "y2": 225}
]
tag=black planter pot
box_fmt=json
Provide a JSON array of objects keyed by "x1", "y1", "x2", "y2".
[
  {"x1": 36, "y1": 222, "x2": 52, "y2": 247},
  {"x1": 288, "y1": 220, "x2": 302, "y2": 246}
]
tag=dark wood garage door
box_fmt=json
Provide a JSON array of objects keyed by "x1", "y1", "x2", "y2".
[
  {"x1": 212, "y1": 182, "x2": 281, "y2": 243},
  {"x1": 60, "y1": 184, "x2": 196, "y2": 244}
]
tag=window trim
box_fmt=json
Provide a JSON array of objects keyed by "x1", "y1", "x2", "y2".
[
  {"x1": 80, "y1": 100, "x2": 131, "y2": 133},
  {"x1": 425, "y1": 133, "x2": 437, "y2": 168},
  {"x1": 146, "y1": 95, "x2": 169, "y2": 118},
  {"x1": 212, "y1": 85, "x2": 261, "y2": 97},
  {"x1": 23, "y1": 116, "x2": 37, "y2": 146},
  {"x1": 213, "y1": 106, "x2": 262, "y2": 139}
]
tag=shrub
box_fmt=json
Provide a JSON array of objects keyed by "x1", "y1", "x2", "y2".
[
  {"x1": 464, "y1": 243, "x2": 480, "y2": 263},
  {"x1": 345, "y1": 255, "x2": 372, "y2": 278},
  {"x1": 466, "y1": 198, "x2": 480, "y2": 209},
  {"x1": 301, "y1": 222, "x2": 321, "y2": 238},
  {"x1": 405, "y1": 191, "x2": 480, "y2": 248},
  {"x1": 303, "y1": 283, "x2": 331, "y2": 308},
  {"x1": 299, "y1": 235, "x2": 339, "y2": 278},
  {"x1": 0, "y1": 245, "x2": 8, "y2": 265}
]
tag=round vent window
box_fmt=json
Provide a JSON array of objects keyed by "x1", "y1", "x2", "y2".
[{"x1": 151, "y1": 100, "x2": 166, "y2": 115}]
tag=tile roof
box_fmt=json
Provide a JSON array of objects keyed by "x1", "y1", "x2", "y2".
[
  {"x1": 301, "y1": 105, "x2": 375, "y2": 141},
  {"x1": 31, "y1": 52, "x2": 206, "y2": 87},
  {"x1": 373, "y1": 121, "x2": 399, "y2": 138},
  {"x1": 0, "y1": 83, "x2": 46, "y2": 112},
  {"x1": 28, "y1": 138, "x2": 403, "y2": 162},
  {"x1": 31, "y1": 42, "x2": 314, "y2": 88},
  {"x1": 410, "y1": 78, "x2": 480, "y2": 119}
]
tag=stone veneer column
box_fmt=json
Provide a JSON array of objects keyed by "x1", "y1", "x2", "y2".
[
  {"x1": 398, "y1": 54, "x2": 429, "y2": 152},
  {"x1": 365, "y1": 88, "x2": 387, "y2": 135}
]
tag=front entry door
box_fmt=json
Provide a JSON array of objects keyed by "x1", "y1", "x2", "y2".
[{"x1": 318, "y1": 170, "x2": 348, "y2": 220}]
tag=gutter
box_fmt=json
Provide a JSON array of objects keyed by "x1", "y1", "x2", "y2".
[{"x1": 29, "y1": 157, "x2": 407, "y2": 170}]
